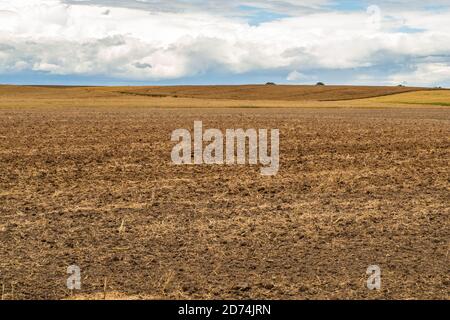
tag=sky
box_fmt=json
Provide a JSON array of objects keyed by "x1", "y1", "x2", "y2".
[{"x1": 1, "y1": 0, "x2": 450, "y2": 86}]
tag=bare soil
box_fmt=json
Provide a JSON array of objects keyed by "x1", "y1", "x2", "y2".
[
  {"x1": 88, "y1": 84, "x2": 429, "y2": 101},
  {"x1": 0, "y1": 105, "x2": 449, "y2": 300}
]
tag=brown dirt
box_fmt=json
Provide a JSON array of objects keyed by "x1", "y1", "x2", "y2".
[
  {"x1": 0, "y1": 84, "x2": 430, "y2": 102},
  {"x1": 106, "y1": 84, "x2": 430, "y2": 101},
  {"x1": 0, "y1": 90, "x2": 449, "y2": 300}
]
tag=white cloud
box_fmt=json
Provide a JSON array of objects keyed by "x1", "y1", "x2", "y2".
[
  {"x1": 286, "y1": 70, "x2": 307, "y2": 81},
  {"x1": 0, "y1": 0, "x2": 450, "y2": 85},
  {"x1": 389, "y1": 63, "x2": 450, "y2": 87}
]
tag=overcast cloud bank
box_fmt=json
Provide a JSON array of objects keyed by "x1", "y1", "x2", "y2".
[{"x1": 0, "y1": 0, "x2": 449, "y2": 86}]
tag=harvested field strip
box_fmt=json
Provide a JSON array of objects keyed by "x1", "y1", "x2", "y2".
[
  {"x1": 318, "y1": 89, "x2": 438, "y2": 101},
  {"x1": 367, "y1": 89, "x2": 450, "y2": 106}
]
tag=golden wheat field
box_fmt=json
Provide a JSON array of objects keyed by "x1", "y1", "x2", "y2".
[{"x1": 0, "y1": 85, "x2": 449, "y2": 300}]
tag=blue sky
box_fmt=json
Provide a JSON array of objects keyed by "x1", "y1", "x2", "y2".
[{"x1": 1, "y1": 0, "x2": 450, "y2": 87}]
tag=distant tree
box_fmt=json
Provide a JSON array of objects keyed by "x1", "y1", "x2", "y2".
[
  {"x1": 265, "y1": 82, "x2": 276, "y2": 86},
  {"x1": 316, "y1": 82, "x2": 325, "y2": 86}
]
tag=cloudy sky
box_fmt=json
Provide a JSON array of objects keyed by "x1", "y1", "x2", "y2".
[{"x1": 1, "y1": 0, "x2": 450, "y2": 86}]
